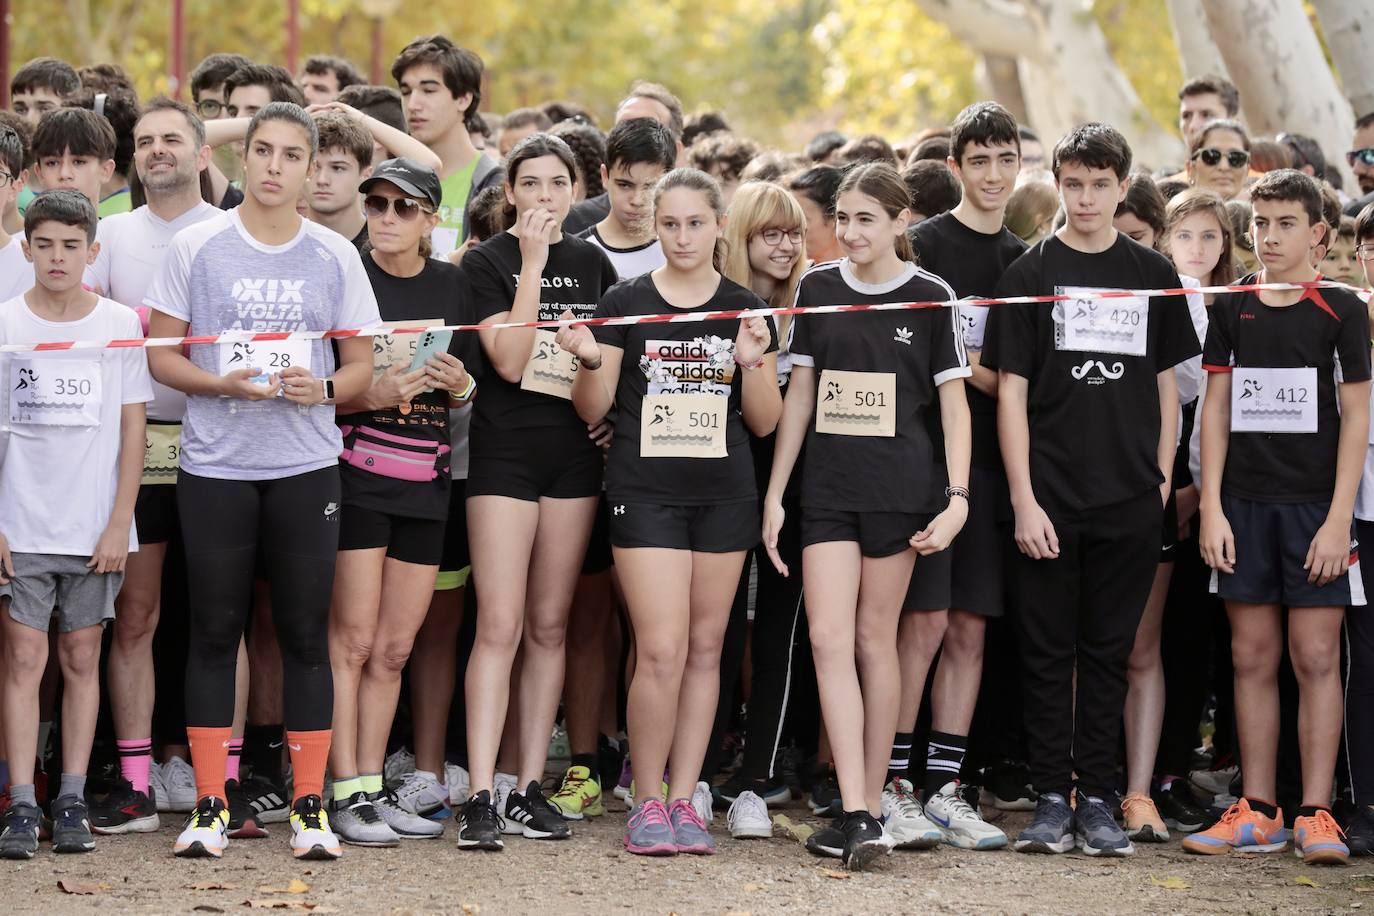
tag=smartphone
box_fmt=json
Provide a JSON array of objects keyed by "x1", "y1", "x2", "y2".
[{"x1": 408, "y1": 329, "x2": 453, "y2": 373}]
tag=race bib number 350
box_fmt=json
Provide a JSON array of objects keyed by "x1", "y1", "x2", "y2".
[
  {"x1": 1231, "y1": 366, "x2": 1318, "y2": 434},
  {"x1": 1056, "y1": 287, "x2": 1149, "y2": 357},
  {"x1": 640, "y1": 393, "x2": 727, "y2": 458},
  {"x1": 218, "y1": 339, "x2": 312, "y2": 387},
  {"x1": 815, "y1": 369, "x2": 896, "y2": 437},
  {"x1": 10, "y1": 357, "x2": 102, "y2": 426}
]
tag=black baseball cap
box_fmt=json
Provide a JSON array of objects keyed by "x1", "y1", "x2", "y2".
[{"x1": 359, "y1": 157, "x2": 442, "y2": 210}]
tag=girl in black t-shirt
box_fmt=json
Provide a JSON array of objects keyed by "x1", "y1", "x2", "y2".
[
  {"x1": 763, "y1": 163, "x2": 972, "y2": 868},
  {"x1": 558, "y1": 168, "x2": 781, "y2": 856},
  {"x1": 326, "y1": 163, "x2": 475, "y2": 846},
  {"x1": 459, "y1": 135, "x2": 617, "y2": 847}
]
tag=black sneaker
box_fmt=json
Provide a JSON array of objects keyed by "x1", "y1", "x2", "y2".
[
  {"x1": 712, "y1": 772, "x2": 791, "y2": 809},
  {"x1": 505, "y1": 781, "x2": 571, "y2": 839},
  {"x1": 1152, "y1": 779, "x2": 1210, "y2": 833},
  {"x1": 597, "y1": 735, "x2": 626, "y2": 800},
  {"x1": 805, "y1": 822, "x2": 845, "y2": 858},
  {"x1": 241, "y1": 773, "x2": 291, "y2": 825},
  {"x1": 51, "y1": 795, "x2": 96, "y2": 853},
  {"x1": 89, "y1": 780, "x2": 160, "y2": 834},
  {"x1": 839, "y1": 810, "x2": 891, "y2": 871},
  {"x1": 457, "y1": 790, "x2": 504, "y2": 851},
  {"x1": 0, "y1": 803, "x2": 42, "y2": 859},
  {"x1": 1348, "y1": 805, "x2": 1374, "y2": 856},
  {"x1": 983, "y1": 760, "x2": 1037, "y2": 811},
  {"x1": 225, "y1": 778, "x2": 268, "y2": 839},
  {"x1": 809, "y1": 767, "x2": 842, "y2": 817}
]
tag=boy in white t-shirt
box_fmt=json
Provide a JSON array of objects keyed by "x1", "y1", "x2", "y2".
[
  {"x1": 0, "y1": 189, "x2": 151, "y2": 860},
  {"x1": 0, "y1": 123, "x2": 33, "y2": 301}
]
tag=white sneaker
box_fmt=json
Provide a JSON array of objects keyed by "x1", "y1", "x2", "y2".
[
  {"x1": 692, "y1": 781, "x2": 714, "y2": 826},
  {"x1": 880, "y1": 778, "x2": 941, "y2": 850},
  {"x1": 161, "y1": 756, "x2": 198, "y2": 813},
  {"x1": 445, "y1": 762, "x2": 471, "y2": 808},
  {"x1": 727, "y1": 790, "x2": 772, "y2": 839},
  {"x1": 924, "y1": 781, "x2": 1008, "y2": 850},
  {"x1": 393, "y1": 770, "x2": 450, "y2": 819},
  {"x1": 494, "y1": 773, "x2": 521, "y2": 835},
  {"x1": 290, "y1": 795, "x2": 343, "y2": 860},
  {"x1": 150, "y1": 762, "x2": 170, "y2": 813},
  {"x1": 383, "y1": 747, "x2": 416, "y2": 786},
  {"x1": 173, "y1": 797, "x2": 229, "y2": 858}
]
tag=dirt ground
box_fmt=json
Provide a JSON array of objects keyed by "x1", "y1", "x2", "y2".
[{"x1": 4, "y1": 798, "x2": 1370, "y2": 915}]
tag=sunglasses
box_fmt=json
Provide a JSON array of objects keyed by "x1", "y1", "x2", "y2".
[
  {"x1": 363, "y1": 195, "x2": 432, "y2": 221},
  {"x1": 195, "y1": 98, "x2": 224, "y2": 118},
  {"x1": 759, "y1": 228, "x2": 803, "y2": 247},
  {"x1": 1347, "y1": 148, "x2": 1374, "y2": 168},
  {"x1": 1192, "y1": 148, "x2": 1250, "y2": 169}
]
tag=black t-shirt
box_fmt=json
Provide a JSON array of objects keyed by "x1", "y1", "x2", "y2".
[
  {"x1": 789, "y1": 259, "x2": 971, "y2": 514},
  {"x1": 910, "y1": 212, "x2": 1027, "y2": 471},
  {"x1": 218, "y1": 185, "x2": 244, "y2": 211},
  {"x1": 591, "y1": 273, "x2": 777, "y2": 505},
  {"x1": 337, "y1": 256, "x2": 478, "y2": 520},
  {"x1": 350, "y1": 224, "x2": 369, "y2": 253},
  {"x1": 982, "y1": 233, "x2": 1201, "y2": 514},
  {"x1": 465, "y1": 230, "x2": 618, "y2": 433},
  {"x1": 564, "y1": 193, "x2": 612, "y2": 237},
  {"x1": 1202, "y1": 275, "x2": 1372, "y2": 503}
]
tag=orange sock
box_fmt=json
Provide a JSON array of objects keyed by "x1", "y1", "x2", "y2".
[
  {"x1": 286, "y1": 730, "x2": 332, "y2": 802},
  {"x1": 187, "y1": 726, "x2": 233, "y2": 805}
]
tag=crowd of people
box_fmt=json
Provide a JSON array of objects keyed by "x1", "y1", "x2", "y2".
[{"x1": 0, "y1": 37, "x2": 1372, "y2": 874}]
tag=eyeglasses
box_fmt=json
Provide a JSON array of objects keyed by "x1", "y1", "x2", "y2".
[
  {"x1": 1357, "y1": 243, "x2": 1374, "y2": 263},
  {"x1": 195, "y1": 98, "x2": 224, "y2": 118},
  {"x1": 758, "y1": 228, "x2": 803, "y2": 247},
  {"x1": 363, "y1": 194, "x2": 432, "y2": 221},
  {"x1": 0, "y1": 171, "x2": 13, "y2": 189},
  {"x1": 1191, "y1": 148, "x2": 1250, "y2": 169},
  {"x1": 1347, "y1": 148, "x2": 1374, "y2": 168}
]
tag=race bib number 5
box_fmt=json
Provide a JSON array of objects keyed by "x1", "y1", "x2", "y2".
[
  {"x1": 218, "y1": 338, "x2": 312, "y2": 387},
  {"x1": 1231, "y1": 366, "x2": 1318, "y2": 434},
  {"x1": 521, "y1": 330, "x2": 580, "y2": 400},
  {"x1": 640, "y1": 393, "x2": 727, "y2": 458},
  {"x1": 815, "y1": 369, "x2": 896, "y2": 437},
  {"x1": 1057, "y1": 287, "x2": 1148, "y2": 357},
  {"x1": 10, "y1": 357, "x2": 102, "y2": 427}
]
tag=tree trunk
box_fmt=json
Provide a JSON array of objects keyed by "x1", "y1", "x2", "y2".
[
  {"x1": 975, "y1": 53, "x2": 1028, "y2": 124},
  {"x1": 1164, "y1": 0, "x2": 1228, "y2": 80},
  {"x1": 1200, "y1": 0, "x2": 1355, "y2": 187},
  {"x1": 1310, "y1": 0, "x2": 1374, "y2": 120}
]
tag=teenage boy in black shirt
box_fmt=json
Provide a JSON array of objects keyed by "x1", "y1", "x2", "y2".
[
  {"x1": 1188, "y1": 169, "x2": 1370, "y2": 866},
  {"x1": 982, "y1": 122, "x2": 1200, "y2": 858}
]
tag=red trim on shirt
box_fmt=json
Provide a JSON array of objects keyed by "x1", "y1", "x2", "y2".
[{"x1": 1202, "y1": 363, "x2": 1233, "y2": 373}]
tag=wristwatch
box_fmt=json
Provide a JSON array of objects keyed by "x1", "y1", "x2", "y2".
[{"x1": 322, "y1": 378, "x2": 336, "y2": 404}]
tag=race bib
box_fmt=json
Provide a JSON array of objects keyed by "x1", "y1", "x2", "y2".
[
  {"x1": 815, "y1": 370, "x2": 896, "y2": 437},
  {"x1": 1231, "y1": 367, "x2": 1318, "y2": 434},
  {"x1": 371, "y1": 320, "x2": 432, "y2": 378},
  {"x1": 218, "y1": 338, "x2": 312, "y2": 388},
  {"x1": 521, "y1": 330, "x2": 579, "y2": 400},
  {"x1": 1057, "y1": 288, "x2": 1148, "y2": 357},
  {"x1": 10, "y1": 357, "x2": 101, "y2": 427},
  {"x1": 431, "y1": 227, "x2": 459, "y2": 258},
  {"x1": 640, "y1": 393, "x2": 727, "y2": 458},
  {"x1": 142, "y1": 423, "x2": 181, "y2": 486},
  {"x1": 959, "y1": 303, "x2": 990, "y2": 351}
]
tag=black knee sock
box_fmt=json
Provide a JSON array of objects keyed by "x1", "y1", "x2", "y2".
[
  {"x1": 924, "y1": 731, "x2": 968, "y2": 798},
  {"x1": 888, "y1": 731, "x2": 914, "y2": 784},
  {"x1": 243, "y1": 723, "x2": 284, "y2": 783}
]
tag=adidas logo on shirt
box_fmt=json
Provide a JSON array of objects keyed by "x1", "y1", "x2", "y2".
[{"x1": 894, "y1": 327, "x2": 913, "y2": 345}]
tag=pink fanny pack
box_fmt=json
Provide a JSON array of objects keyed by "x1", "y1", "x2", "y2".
[{"x1": 339, "y1": 424, "x2": 451, "y2": 482}]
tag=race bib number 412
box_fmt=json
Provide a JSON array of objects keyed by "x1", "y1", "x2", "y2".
[{"x1": 1231, "y1": 366, "x2": 1318, "y2": 434}]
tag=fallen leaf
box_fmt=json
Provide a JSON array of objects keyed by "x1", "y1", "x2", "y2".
[
  {"x1": 1294, "y1": 876, "x2": 1320, "y2": 888},
  {"x1": 461, "y1": 905, "x2": 481, "y2": 915},
  {"x1": 244, "y1": 903, "x2": 298, "y2": 911},
  {"x1": 193, "y1": 907, "x2": 226, "y2": 914},
  {"x1": 819, "y1": 868, "x2": 852, "y2": 880},
  {"x1": 188, "y1": 882, "x2": 237, "y2": 891},
  {"x1": 1353, "y1": 886, "x2": 1374, "y2": 894},
  {"x1": 743, "y1": 883, "x2": 765, "y2": 892},
  {"x1": 772, "y1": 813, "x2": 814, "y2": 844},
  {"x1": 255, "y1": 880, "x2": 310, "y2": 895},
  {"x1": 1149, "y1": 876, "x2": 1191, "y2": 890},
  {"x1": 58, "y1": 880, "x2": 111, "y2": 895}
]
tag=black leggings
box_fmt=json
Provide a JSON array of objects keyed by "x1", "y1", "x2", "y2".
[
  {"x1": 1346, "y1": 519, "x2": 1374, "y2": 806},
  {"x1": 178, "y1": 468, "x2": 340, "y2": 731}
]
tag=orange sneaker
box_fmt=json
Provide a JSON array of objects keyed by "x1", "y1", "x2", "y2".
[
  {"x1": 1121, "y1": 792, "x2": 1169, "y2": 842},
  {"x1": 1293, "y1": 809, "x2": 1349, "y2": 865},
  {"x1": 1182, "y1": 798, "x2": 1289, "y2": 855}
]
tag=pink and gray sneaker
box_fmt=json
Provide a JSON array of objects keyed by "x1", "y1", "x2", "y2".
[
  {"x1": 668, "y1": 798, "x2": 716, "y2": 855},
  {"x1": 624, "y1": 799, "x2": 676, "y2": 855}
]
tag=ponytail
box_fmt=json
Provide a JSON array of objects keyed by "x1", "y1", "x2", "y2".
[
  {"x1": 895, "y1": 231, "x2": 914, "y2": 263},
  {"x1": 712, "y1": 236, "x2": 729, "y2": 273}
]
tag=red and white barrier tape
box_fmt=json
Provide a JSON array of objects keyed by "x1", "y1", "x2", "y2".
[{"x1": 3, "y1": 280, "x2": 1359, "y2": 354}]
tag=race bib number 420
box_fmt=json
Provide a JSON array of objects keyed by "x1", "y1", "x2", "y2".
[
  {"x1": 1231, "y1": 366, "x2": 1318, "y2": 434},
  {"x1": 218, "y1": 339, "x2": 312, "y2": 387},
  {"x1": 640, "y1": 393, "x2": 727, "y2": 458},
  {"x1": 10, "y1": 357, "x2": 102, "y2": 426},
  {"x1": 1056, "y1": 287, "x2": 1148, "y2": 357}
]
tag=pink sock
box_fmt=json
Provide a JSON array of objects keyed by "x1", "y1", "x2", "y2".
[
  {"x1": 117, "y1": 739, "x2": 153, "y2": 796},
  {"x1": 226, "y1": 738, "x2": 243, "y2": 783}
]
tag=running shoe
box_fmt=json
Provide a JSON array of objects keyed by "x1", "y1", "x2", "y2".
[
  {"x1": 726, "y1": 790, "x2": 772, "y2": 839},
  {"x1": 839, "y1": 810, "x2": 892, "y2": 871},
  {"x1": 879, "y1": 777, "x2": 941, "y2": 849},
  {"x1": 924, "y1": 781, "x2": 1008, "y2": 850},
  {"x1": 493, "y1": 772, "x2": 519, "y2": 832},
  {"x1": 668, "y1": 797, "x2": 715, "y2": 854},
  {"x1": 1188, "y1": 763, "x2": 1240, "y2": 805},
  {"x1": 1182, "y1": 798, "x2": 1289, "y2": 855},
  {"x1": 290, "y1": 795, "x2": 342, "y2": 860},
  {"x1": 982, "y1": 760, "x2": 1037, "y2": 811},
  {"x1": 809, "y1": 767, "x2": 843, "y2": 817},
  {"x1": 394, "y1": 770, "x2": 451, "y2": 820},
  {"x1": 712, "y1": 773, "x2": 791, "y2": 808},
  {"x1": 624, "y1": 798, "x2": 675, "y2": 855},
  {"x1": 1122, "y1": 792, "x2": 1169, "y2": 842},
  {"x1": 149, "y1": 763, "x2": 169, "y2": 813},
  {"x1": 805, "y1": 822, "x2": 845, "y2": 858},
  {"x1": 597, "y1": 735, "x2": 626, "y2": 797},
  {"x1": 457, "y1": 791, "x2": 504, "y2": 851},
  {"x1": 550, "y1": 765, "x2": 604, "y2": 820},
  {"x1": 330, "y1": 791, "x2": 399, "y2": 847},
  {"x1": 173, "y1": 796, "x2": 229, "y2": 858},
  {"x1": 242, "y1": 773, "x2": 291, "y2": 825},
  {"x1": 1294, "y1": 809, "x2": 1349, "y2": 865},
  {"x1": 383, "y1": 747, "x2": 416, "y2": 786},
  {"x1": 1014, "y1": 791, "x2": 1074, "y2": 854},
  {"x1": 1347, "y1": 805, "x2": 1374, "y2": 856},
  {"x1": 692, "y1": 781, "x2": 714, "y2": 826},
  {"x1": 0, "y1": 803, "x2": 42, "y2": 860},
  {"x1": 1076, "y1": 794, "x2": 1134, "y2": 857},
  {"x1": 1152, "y1": 778, "x2": 1209, "y2": 833},
  {"x1": 51, "y1": 795, "x2": 96, "y2": 854},
  {"x1": 504, "y1": 781, "x2": 571, "y2": 839},
  {"x1": 225, "y1": 778, "x2": 268, "y2": 839},
  {"x1": 161, "y1": 757, "x2": 198, "y2": 813},
  {"x1": 613, "y1": 757, "x2": 634, "y2": 801},
  {"x1": 90, "y1": 779, "x2": 160, "y2": 834},
  {"x1": 445, "y1": 763, "x2": 470, "y2": 809},
  {"x1": 371, "y1": 789, "x2": 443, "y2": 839}
]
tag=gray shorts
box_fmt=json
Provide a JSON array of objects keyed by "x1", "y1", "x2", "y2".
[{"x1": 0, "y1": 553, "x2": 121, "y2": 633}]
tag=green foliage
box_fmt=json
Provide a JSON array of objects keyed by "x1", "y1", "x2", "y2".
[{"x1": 1093, "y1": 0, "x2": 1184, "y2": 136}]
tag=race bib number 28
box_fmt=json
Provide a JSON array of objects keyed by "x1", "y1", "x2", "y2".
[{"x1": 218, "y1": 339, "x2": 312, "y2": 388}]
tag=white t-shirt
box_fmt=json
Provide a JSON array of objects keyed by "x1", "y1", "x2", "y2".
[
  {"x1": 579, "y1": 226, "x2": 666, "y2": 280},
  {"x1": 0, "y1": 295, "x2": 153, "y2": 555},
  {"x1": 86, "y1": 202, "x2": 220, "y2": 422},
  {"x1": 0, "y1": 236, "x2": 35, "y2": 302}
]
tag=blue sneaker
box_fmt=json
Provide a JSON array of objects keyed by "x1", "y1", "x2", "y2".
[
  {"x1": 1075, "y1": 794, "x2": 1133, "y2": 857},
  {"x1": 1014, "y1": 791, "x2": 1074, "y2": 854}
]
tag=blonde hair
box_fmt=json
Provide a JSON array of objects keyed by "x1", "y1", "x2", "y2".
[
  {"x1": 653, "y1": 167, "x2": 729, "y2": 271},
  {"x1": 1006, "y1": 170, "x2": 1059, "y2": 243},
  {"x1": 1163, "y1": 189, "x2": 1238, "y2": 287},
  {"x1": 723, "y1": 181, "x2": 808, "y2": 339}
]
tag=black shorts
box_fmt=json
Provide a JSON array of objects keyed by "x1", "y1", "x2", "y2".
[
  {"x1": 801, "y1": 508, "x2": 927, "y2": 559},
  {"x1": 582, "y1": 493, "x2": 613, "y2": 574},
  {"x1": 1159, "y1": 487, "x2": 1179, "y2": 563},
  {"x1": 466, "y1": 425, "x2": 603, "y2": 501},
  {"x1": 134, "y1": 483, "x2": 179, "y2": 545},
  {"x1": 906, "y1": 467, "x2": 1010, "y2": 616},
  {"x1": 608, "y1": 500, "x2": 758, "y2": 553},
  {"x1": 437, "y1": 479, "x2": 470, "y2": 590},
  {"x1": 339, "y1": 503, "x2": 446, "y2": 566},
  {"x1": 1212, "y1": 493, "x2": 1366, "y2": 608}
]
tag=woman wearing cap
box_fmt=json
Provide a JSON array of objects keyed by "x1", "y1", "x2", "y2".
[{"x1": 324, "y1": 158, "x2": 477, "y2": 847}]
